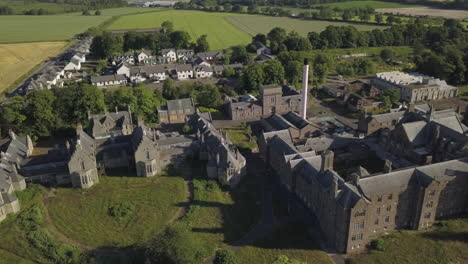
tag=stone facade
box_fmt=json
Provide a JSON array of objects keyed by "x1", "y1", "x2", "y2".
[
  {"x1": 258, "y1": 107, "x2": 468, "y2": 253},
  {"x1": 158, "y1": 98, "x2": 195, "y2": 124},
  {"x1": 227, "y1": 85, "x2": 302, "y2": 121}
]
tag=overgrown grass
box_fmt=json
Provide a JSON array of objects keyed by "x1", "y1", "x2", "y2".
[
  {"x1": 47, "y1": 172, "x2": 186, "y2": 248},
  {"x1": 223, "y1": 125, "x2": 257, "y2": 151},
  {"x1": 0, "y1": 184, "x2": 80, "y2": 264},
  {"x1": 236, "y1": 222, "x2": 334, "y2": 264},
  {"x1": 175, "y1": 160, "x2": 261, "y2": 258},
  {"x1": 458, "y1": 85, "x2": 468, "y2": 101},
  {"x1": 350, "y1": 218, "x2": 468, "y2": 264}
]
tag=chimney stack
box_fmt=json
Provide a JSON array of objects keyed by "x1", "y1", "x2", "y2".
[
  {"x1": 320, "y1": 150, "x2": 334, "y2": 172},
  {"x1": 383, "y1": 159, "x2": 392, "y2": 174},
  {"x1": 300, "y1": 58, "x2": 309, "y2": 119}
]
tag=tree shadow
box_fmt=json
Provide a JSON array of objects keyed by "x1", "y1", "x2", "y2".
[{"x1": 422, "y1": 231, "x2": 468, "y2": 243}]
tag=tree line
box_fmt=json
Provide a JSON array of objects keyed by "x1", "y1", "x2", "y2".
[
  {"x1": 0, "y1": 83, "x2": 163, "y2": 139},
  {"x1": 90, "y1": 21, "x2": 210, "y2": 60}
]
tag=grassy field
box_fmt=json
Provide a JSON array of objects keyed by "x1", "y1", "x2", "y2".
[
  {"x1": 0, "y1": 0, "x2": 81, "y2": 14},
  {"x1": 350, "y1": 218, "x2": 468, "y2": 264},
  {"x1": 458, "y1": 85, "x2": 468, "y2": 101},
  {"x1": 0, "y1": 41, "x2": 68, "y2": 94},
  {"x1": 0, "y1": 7, "x2": 157, "y2": 43},
  {"x1": 107, "y1": 10, "x2": 252, "y2": 50},
  {"x1": 223, "y1": 125, "x2": 257, "y2": 150},
  {"x1": 236, "y1": 222, "x2": 334, "y2": 264},
  {"x1": 225, "y1": 15, "x2": 385, "y2": 37},
  {"x1": 313, "y1": 0, "x2": 420, "y2": 8},
  {"x1": 47, "y1": 172, "x2": 186, "y2": 248}
]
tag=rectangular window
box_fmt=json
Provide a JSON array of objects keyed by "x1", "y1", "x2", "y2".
[
  {"x1": 426, "y1": 201, "x2": 433, "y2": 208},
  {"x1": 375, "y1": 219, "x2": 379, "y2": 225},
  {"x1": 377, "y1": 196, "x2": 382, "y2": 202},
  {"x1": 146, "y1": 165, "x2": 153, "y2": 174},
  {"x1": 377, "y1": 207, "x2": 381, "y2": 214},
  {"x1": 386, "y1": 205, "x2": 391, "y2": 212},
  {"x1": 385, "y1": 216, "x2": 390, "y2": 223},
  {"x1": 351, "y1": 235, "x2": 356, "y2": 241},
  {"x1": 424, "y1": 212, "x2": 431, "y2": 219},
  {"x1": 388, "y1": 194, "x2": 393, "y2": 200},
  {"x1": 356, "y1": 233, "x2": 363, "y2": 240},
  {"x1": 429, "y1": 190, "x2": 436, "y2": 197},
  {"x1": 355, "y1": 211, "x2": 366, "y2": 217}
]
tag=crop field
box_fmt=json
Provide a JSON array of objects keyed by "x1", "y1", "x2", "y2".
[
  {"x1": 0, "y1": 7, "x2": 157, "y2": 43},
  {"x1": 226, "y1": 15, "x2": 385, "y2": 36},
  {"x1": 107, "y1": 10, "x2": 252, "y2": 50},
  {"x1": 107, "y1": 10, "x2": 385, "y2": 50},
  {"x1": 0, "y1": 0, "x2": 80, "y2": 14},
  {"x1": 376, "y1": 7, "x2": 468, "y2": 19},
  {"x1": 0, "y1": 41, "x2": 67, "y2": 94},
  {"x1": 47, "y1": 174, "x2": 186, "y2": 247}
]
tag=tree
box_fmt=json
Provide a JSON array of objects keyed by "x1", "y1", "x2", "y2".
[
  {"x1": 82, "y1": 9, "x2": 91, "y2": 15},
  {"x1": 253, "y1": 33, "x2": 267, "y2": 45},
  {"x1": 230, "y1": 45, "x2": 250, "y2": 64},
  {"x1": 133, "y1": 86, "x2": 160, "y2": 123},
  {"x1": 106, "y1": 87, "x2": 137, "y2": 112},
  {"x1": 195, "y1": 35, "x2": 209, "y2": 53},
  {"x1": 0, "y1": 96, "x2": 26, "y2": 131},
  {"x1": 242, "y1": 64, "x2": 265, "y2": 92},
  {"x1": 267, "y1": 27, "x2": 287, "y2": 53},
  {"x1": 285, "y1": 60, "x2": 302, "y2": 86},
  {"x1": 383, "y1": 88, "x2": 400, "y2": 104},
  {"x1": 223, "y1": 67, "x2": 236, "y2": 78},
  {"x1": 197, "y1": 84, "x2": 222, "y2": 108},
  {"x1": 262, "y1": 60, "x2": 285, "y2": 85},
  {"x1": 161, "y1": 20, "x2": 174, "y2": 33},
  {"x1": 380, "y1": 48, "x2": 394, "y2": 61},
  {"x1": 145, "y1": 225, "x2": 204, "y2": 264},
  {"x1": 90, "y1": 31, "x2": 123, "y2": 59},
  {"x1": 169, "y1": 31, "x2": 191, "y2": 49},
  {"x1": 25, "y1": 90, "x2": 57, "y2": 137},
  {"x1": 95, "y1": 10, "x2": 101, "y2": 15},
  {"x1": 0, "y1": 6, "x2": 13, "y2": 15},
  {"x1": 213, "y1": 249, "x2": 238, "y2": 264},
  {"x1": 162, "y1": 78, "x2": 177, "y2": 99},
  {"x1": 375, "y1": 13, "x2": 383, "y2": 24}
]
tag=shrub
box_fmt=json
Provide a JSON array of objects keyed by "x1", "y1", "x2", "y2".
[
  {"x1": 370, "y1": 239, "x2": 385, "y2": 251},
  {"x1": 108, "y1": 202, "x2": 136, "y2": 218},
  {"x1": 214, "y1": 248, "x2": 238, "y2": 264}
]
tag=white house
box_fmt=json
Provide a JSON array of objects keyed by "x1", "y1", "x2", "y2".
[
  {"x1": 192, "y1": 57, "x2": 211, "y2": 67},
  {"x1": 64, "y1": 58, "x2": 81, "y2": 71},
  {"x1": 161, "y1": 49, "x2": 177, "y2": 62},
  {"x1": 91, "y1": 74, "x2": 127, "y2": 87},
  {"x1": 176, "y1": 49, "x2": 194, "y2": 62},
  {"x1": 194, "y1": 65, "x2": 213, "y2": 79},
  {"x1": 175, "y1": 64, "x2": 193, "y2": 80},
  {"x1": 137, "y1": 50, "x2": 152, "y2": 64},
  {"x1": 116, "y1": 63, "x2": 131, "y2": 77}
]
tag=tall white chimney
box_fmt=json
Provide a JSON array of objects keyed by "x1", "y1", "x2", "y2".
[{"x1": 300, "y1": 58, "x2": 309, "y2": 119}]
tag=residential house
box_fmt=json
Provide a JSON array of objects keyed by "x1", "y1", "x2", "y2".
[
  {"x1": 160, "y1": 48, "x2": 177, "y2": 62},
  {"x1": 192, "y1": 57, "x2": 211, "y2": 67},
  {"x1": 193, "y1": 65, "x2": 213, "y2": 79},
  {"x1": 64, "y1": 57, "x2": 81, "y2": 71},
  {"x1": 91, "y1": 74, "x2": 127, "y2": 87},
  {"x1": 113, "y1": 52, "x2": 135, "y2": 65},
  {"x1": 136, "y1": 50, "x2": 152, "y2": 64},
  {"x1": 196, "y1": 51, "x2": 224, "y2": 63},
  {"x1": 175, "y1": 64, "x2": 193, "y2": 80},
  {"x1": 177, "y1": 49, "x2": 194, "y2": 62}
]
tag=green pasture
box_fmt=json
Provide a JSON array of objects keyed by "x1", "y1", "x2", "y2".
[
  {"x1": 0, "y1": 7, "x2": 158, "y2": 43},
  {"x1": 47, "y1": 173, "x2": 186, "y2": 248},
  {"x1": 312, "y1": 0, "x2": 421, "y2": 8},
  {"x1": 0, "y1": 0, "x2": 80, "y2": 14},
  {"x1": 107, "y1": 10, "x2": 252, "y2": 50},
  {"x1": 225, "y1": 14, "x2": 385, "y2": 36}
]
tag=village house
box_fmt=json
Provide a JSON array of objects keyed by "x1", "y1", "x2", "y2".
[
  {"x1": 174, "y1": 64, "x2": 193, "y2": 80},
  {"x1": 196, "y1": 50, "x2": 224, "y2": 63},
  {"x1": 213, "y1": 64, "x2": 243, "y2": 77},
  {"x1": 136, "y1": 50, "x2": 153, "y2": 64},
  {"x1": 160, "y1": 48, "x2": 177, "y2": 62},
  {"x1": 158, "y1": 98, "x2": 195, "y2": 124},
  {"x1": 129, "y1": 65, "x2": 167, "y2": 83},
  {"x1": 193, "y1": 65, "x2": 213, "y2": 79},
  {"x1": 176, "y1": 49, "x2": 194, "y2": 62},
  {"x1": 113, "y1": 52, "x2": 136, "y2": 65},
  {"x1": 91, "y1": 74, "x2": 127, "y2": 87}
]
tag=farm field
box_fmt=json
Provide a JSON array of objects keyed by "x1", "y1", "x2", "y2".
[
  {"x1": 226, "y1": 15, "x2": 386, "y2": 37},
  {"x1": 107, "y1": 10, "x2": 252, "y2": 50},
  {"x1": 107, "y1": 10, "x2": 386, "y2": 50},
  {"x1": 0, "y1": 7, "x2": 157, "y2": 43},
  {"x1": 350, "y1": 219, "x2": 468, "y2": 264},
  {"x1": 0, "y1": 41, "x2": 67, "y2": 94},
  {"x1": 0, "y1": 0, "x2": 80, "y2": 14},
  {"x1": 376, "y1": 7, "x2": 468, "y2": 19},
  {"x1": 46, "y1": 173, "x2": 186, "y2": 248}
]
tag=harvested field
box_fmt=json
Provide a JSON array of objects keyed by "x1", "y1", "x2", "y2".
[
  {"x1": 376, "y1": 7, "x2": 468, "y2": 19},
  {"x1": 0, "y1": 41, "x2": 67, "y2": 94}
]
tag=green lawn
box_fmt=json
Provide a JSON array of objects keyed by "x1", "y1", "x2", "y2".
[
  {"x1": 107, "y1": 10, "x2": 252, "y2": 50},
  {"x1": 0, "y1": 0, "x2": 81, "y2": 14},
  {"x1": 225, "y1": 15, "x2": 386, "y2": 37},
  {"x1": 47, "y1": 172, "x2": 186, "y2": 248},
  {"x1": 236, "y1": 222, "x2": 334, "y2": 264},
  {"x1": 350, "y1": 218, "x2": 468, "y2": 264},
  {"x1": 0, "y1": 7, "x2": 158, "y2": 43}
]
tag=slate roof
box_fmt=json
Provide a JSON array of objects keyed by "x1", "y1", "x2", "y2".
[
  {"x1": 402, "y1": 121, "x2": 427, "y2": 145},
  {"x1": 91, "y1": 74, "x2": 127, "y2": 83},
  {"x1": 371, "y1": 111, "x2": 405, "y2": 124},
  {"x1": 158, "y1": 98, "x2": 195, "y2": 114},
  {"x1": 175, "y1": 64, "x2": 193, "y2": 72}
]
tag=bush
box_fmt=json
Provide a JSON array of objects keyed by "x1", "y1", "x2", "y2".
[
  {"x1": 95, "y1": 10, "x2": 101, "y2": 16},
  {"x1": 108, "y1": 202, "x2": 135, "y2": 218},
  {"x1": 214, "y1": 248, "x2": 238, "y2": 264},
  {"x1": 370, "y1": 239, "x2": 385, "y2": 251}
]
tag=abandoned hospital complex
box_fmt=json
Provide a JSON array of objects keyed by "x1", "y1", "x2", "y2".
[{"x1": 1, "y1": 59, "x2": 467, "y2": 255}]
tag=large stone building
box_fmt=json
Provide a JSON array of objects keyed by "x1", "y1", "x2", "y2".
[
  {"x1": 158, "y1": 98, "x2": 195, "y2": 124},
  {"x1": 258, "y1": 107, "x2": 468, "y2": 254},
  {"x1": 226, "y1": 85, "x2": 303, "y2": 121},
  {"x1": 0, "y1": 131, "x2": 30, "y2": 222},
  {"x1": 371, "y1": 71, "x2": 458, "y2": 103}
]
